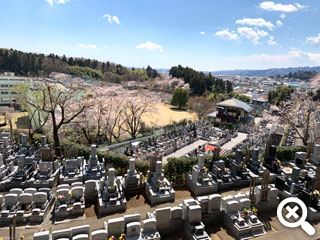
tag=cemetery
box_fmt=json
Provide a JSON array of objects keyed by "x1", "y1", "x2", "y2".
[
  {"x1": 145, "y1": 153, "x2": 175, "y2": 205},
  {"x1": 186, "y1": 154, "x2": 218, "y2": 196},
  {"x1": 0, "y1": 187, "x2": 54, "y2": 226},
  {"x1": 275, "y1": 144, "x2": 320, "y2": 222},
  {"x1": 83, "y1": 145, "x2": 105, "y2": 181},
  {"x1": 54, "y1": 182, "x2": 85, "y2": 220},
  {"x1": 59, "y1": 156, "x2": 84, "y2": 184},
  {"x1": 124, "y1": 158, "x2": 144, "y2": 195},
  {"x1": 30, "y1": 138, "x2": 60, "y2": 188},
  {"x1": 96, "y1": 168, "x2": 127, "y2": 217},
  {"x1": 1, "y1": 114, "x2": 320, "y2": 240}
]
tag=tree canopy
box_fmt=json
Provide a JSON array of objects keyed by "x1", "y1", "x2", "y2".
[
  {"x1": 169, "y1": 65, "x2": 233, "y2": 96},
  {"x1": 171, "y1": 88, "x2": 189, "y2": 109},
  {"x1": 268, "y1": 85, "x2": 294, "y2": 105},
  {"x1": 282, "y1": 71, "x2": 317, "y2": 81},
  {"x1": 0, "y1": 48, "x2": 158, "y2": 82}
]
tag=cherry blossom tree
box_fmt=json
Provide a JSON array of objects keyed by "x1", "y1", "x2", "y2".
[{"x1": 15, "y1": 79, "x2": 90, "y2": 155}]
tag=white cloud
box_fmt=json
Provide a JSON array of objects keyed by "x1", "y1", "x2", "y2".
[
  {"x1": 46, "y1": 0, "x2": 53, "y2": 6},
  {"x1": 200, "y1": 31, "x2": 206, "y2": 35},
  {"x1": 215, "y1": 29, "x2": 238, "y2": 40},
  {"x1": 55, "y1": 0, "x2": 69, "y2": 3},
  {"x1": 259, "y1": 1, "x2": 307, "y2": 12},
  {"x1": 46, "y1": 0, "x2": 69, "y2": 6},
  {"x1": 276, "y1": 20, "x2": 283, "y2": 27},
  {"x1": 136, "y1": 41, "x2": 163, "y2": 52},
  {"x1": 111, "y1": 16, "x2": 120, "y2": 24},
  {"x1": 280, "y1": 13, "x2": 287, "y2": 19},
  {"x1": 237, "y1": 27, "x2": 268, "y2": 45},
  {"x1": 305, "y1": 33, "x2": 320, "y2": 45},
  {"x1": 296, "y1": 3, "x2": 308, "y2": 10},
  {"x1": 101, "y1": 14, "x2": 120, "y2": 24},
  {"x1": 226, "y1": 48, "x2": 320, "y2": 69},
  {"x1": 236, "y1": 18, "x2": 275, "y2": 30},
  {"x1": 103, "y1": 45, "x2": 109, "y2": 49},
  {"x1": 267, "y1": 36, "x2": 278, "y2": 46},
  {"x1": 76, "y1": 43, "x2": 98, "y2": 49}
]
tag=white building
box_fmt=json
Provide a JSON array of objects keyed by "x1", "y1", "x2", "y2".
[{"x1": 0, "y1": 73, "x2": 31, "y2": 105}]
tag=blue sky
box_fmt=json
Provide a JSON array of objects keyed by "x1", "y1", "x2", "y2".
[{"x1": 0, "y1": 0, "x2": 320, "y2": 71}]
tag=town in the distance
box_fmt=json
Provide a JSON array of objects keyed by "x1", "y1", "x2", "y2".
[{"x1": 1, "y1": 0, "x2": 320, "y2": 240}]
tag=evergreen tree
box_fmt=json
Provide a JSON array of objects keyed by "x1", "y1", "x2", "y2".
[{"x1": 171, "y1": 88, "x2": 189, "y2": 109}]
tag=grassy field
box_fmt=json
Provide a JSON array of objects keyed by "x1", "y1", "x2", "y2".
[
  {"x1": 0, "y1": 112, "x2": 29, "y2": 131},
  {"x1": 142, "y1": 103, "x2": 196, "y2": 127}
]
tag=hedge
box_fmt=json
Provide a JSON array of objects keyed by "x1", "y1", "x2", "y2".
[
  {"x1": 40, "y1": 137, "x2": 308, "y2": 183},
  {"x1": 275, "y1": 146, "x2": 307, "y2": 162},
  {"x1": 59, "y1": 141, "x2": 149, "y2": 176}
]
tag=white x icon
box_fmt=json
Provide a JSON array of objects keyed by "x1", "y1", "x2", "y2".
[{"x1": 286, "y1": 205, "x2": 299, "y2": 220}]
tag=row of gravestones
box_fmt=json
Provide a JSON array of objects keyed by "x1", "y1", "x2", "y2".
[
  {"x1": 0, "y1": 187, "x2": 53, "y2": 225},
  {"x1": 33, "y1": 190, "x2": 274, "y2": 240}
]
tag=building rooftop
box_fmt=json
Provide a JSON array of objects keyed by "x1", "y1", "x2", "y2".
[{"x1": 216, "y1": 98, "x2": 253, "y2": 113}]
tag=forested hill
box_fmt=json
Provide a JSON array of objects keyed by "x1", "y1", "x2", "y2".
[
  {"x1": 279, "y1": 71, "x2": 317, "y2": 81},
  {"x1": 170, "y1": 65, "x2": 233, "y2": 96},
  {"x1": 212, "y1": 66, "x2": 320, "y2": 77},
  {"x1": 0, "y1": 48, "x2": 158, "y2": 82}
]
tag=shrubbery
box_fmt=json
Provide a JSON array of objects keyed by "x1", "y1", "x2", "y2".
[
  {"x1": 69, "y1": 66, "x2": 104, "y2": 79},
  {"x1": 275, "y1": 146, "x2": 307, "y2": 162},
  {"x1": 59, "y1": 141, "x2": 149, "y2": 176},
  {"x1": 39, "y1": 135, "x2": 308, "y2": 184}
]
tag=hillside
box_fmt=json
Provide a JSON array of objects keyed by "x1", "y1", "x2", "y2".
[{"x1": 0, "y1": 48, "x2": 158, "y2": 82}]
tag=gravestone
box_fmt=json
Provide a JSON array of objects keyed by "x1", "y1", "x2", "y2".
[
  {"x1": 33, "y1": 192, "x2": 47, "y2": 204},
  {"x1": 291, "y1": 167, "x2": 301, "y2": 183},
  {"x1": 20, "y1": 193, "x2": 33, "y2": 205}
]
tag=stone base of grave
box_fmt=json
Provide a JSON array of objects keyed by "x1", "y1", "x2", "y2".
[
  {"x1": 183, "y1": 222, "x2": 211, "y2": 240},
  {"x1": 307, "y1": 207, "x2": 320, "y2": 222},
  {"x1": 124, "y1": 184, "x2": 145, "y2": 198},
  {"x1": 248, "y1": 223, "x2": 265, "y2": 238},
  {"x1": 223, "y1": 212, "x2": 253, "y2": 240},
  {"x1": 91, "y1": 230, "x2": 108, "y2": 240},
  {"x1": 29, "y1": 196, "x2": 55, "y2": 224},
  {"x1": 269, "y1": 173, "x2": 277, "y2": 183},
  {"x1": 5, "y1": 179, "x2": 31, "y2": 191},
  {"x1": 83, "y1": 171, "x2": 104, "y2": 182},
  {"x1": 59, "y1": 175, "x2": 84, "y2": 185},
  {"x1": 186, "y1": 173, "x2": 218, "y2": 197},
  {"x1": 231, "y1": 178, "x2": 251, "y2": 189},
  {"x1": 84, "y1": 180, "x2": 99, "y2": 205},
  {"x1": 41, "y1": 225, "x2": 90, "y2": 240},
  {"x1": 28, "y1": 212, "x2": 46, "y2": 224},
  {"x1": 156, "y1": 218, "x2": 184, "y2": 236},
  {"x1": 201, "y1": 209, "x2": 224, "y2": 225},
  {"x1": 0, "y1": 180, "x2": 6, "y2": 192},
  {"x1": 30, "y1": 170, "x2": 59, "y2": 189},
  {"x1": 215, "y1": 180, "x2": 234, "y2": 191},
  {"x1": 278, "y1": 190, "x2": 297, "y2": 200},
  {"x1": 140, "y1": 231, "x2": 161, "y2": 240},
  {"x1": 71, "y1": 204, "x2": 85, "y2": 216},
  {"x1": 145, "y1": 182, "x2": 175, "y2": 206},
  {"x1": 0, "y1": 214, "x2": 14, "y2": 226},
  {"x1": 253, "y1": 198, "x2": 279, "y2": 213},
  {"x1": 15, "y1": 212, "x2": 30, "y2": 225},
  {"x1": 96, "y1": 198, "x2": 127, "y2": 217},
  {"x1": 55, "y1": 203, "x2": 85, "y2": 221}
]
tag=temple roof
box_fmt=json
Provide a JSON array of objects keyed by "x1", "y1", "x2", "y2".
[{"x1": 216, "y1": 98, "x2": 253, "y2": 113}]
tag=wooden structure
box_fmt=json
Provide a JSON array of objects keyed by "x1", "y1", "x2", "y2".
[{"x1": 261, "y1": 170, "x2": 270, "y2": 201}]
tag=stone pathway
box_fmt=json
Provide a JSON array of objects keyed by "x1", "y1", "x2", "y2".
[
  {"x1": 162, "y1": 139, "x2": 208, "y2": 163},
  {"x1": 221, "y1": 132, "x2": 248, "y2": 151}
]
